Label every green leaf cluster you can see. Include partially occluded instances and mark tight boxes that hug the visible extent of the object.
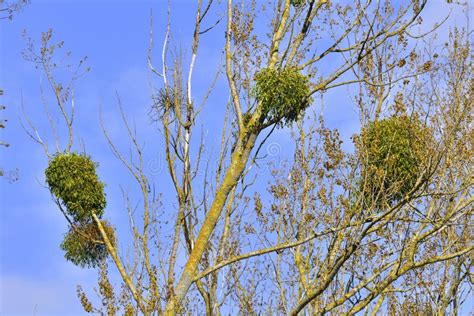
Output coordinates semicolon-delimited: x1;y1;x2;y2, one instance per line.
254;67;312;127
359;115;431;207
61;221;115;268
291;0;306;7
45;152;106;222
45;152;112;268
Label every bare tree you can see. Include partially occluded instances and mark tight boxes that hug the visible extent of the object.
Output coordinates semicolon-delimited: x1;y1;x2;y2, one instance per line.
23;0;472;315
0;0;29;20
0;0;28;179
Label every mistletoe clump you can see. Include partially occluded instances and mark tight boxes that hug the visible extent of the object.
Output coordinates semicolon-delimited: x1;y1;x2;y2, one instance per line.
359;115;431;207
61;221;116;268
291;0;306;7
45;152;106;222
45;152;112;268
254;67;311;127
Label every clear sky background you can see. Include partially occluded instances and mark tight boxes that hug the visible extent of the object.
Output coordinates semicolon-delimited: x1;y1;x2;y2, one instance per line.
0;1;470;315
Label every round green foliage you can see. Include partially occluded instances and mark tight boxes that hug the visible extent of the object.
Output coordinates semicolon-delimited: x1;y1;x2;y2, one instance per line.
61;221;115;268
254;67;312;127
291;0;306;7
359;115;431;206
45;152;106;222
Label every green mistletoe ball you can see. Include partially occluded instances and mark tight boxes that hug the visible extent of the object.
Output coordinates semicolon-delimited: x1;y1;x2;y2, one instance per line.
45;152;106;222
61;221;115;268
254;67;312;127
291;0;306;7
359;115;432;207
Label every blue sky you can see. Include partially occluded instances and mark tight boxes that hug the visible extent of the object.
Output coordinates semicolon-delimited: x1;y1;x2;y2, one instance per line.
0;1;470;315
